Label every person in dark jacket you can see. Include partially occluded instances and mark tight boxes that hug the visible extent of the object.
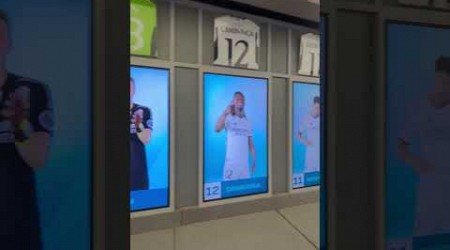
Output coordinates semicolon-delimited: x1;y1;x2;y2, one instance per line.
0;10;54;250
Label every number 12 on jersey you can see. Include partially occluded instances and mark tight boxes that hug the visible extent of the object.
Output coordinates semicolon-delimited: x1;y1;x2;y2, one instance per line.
214;16;260;70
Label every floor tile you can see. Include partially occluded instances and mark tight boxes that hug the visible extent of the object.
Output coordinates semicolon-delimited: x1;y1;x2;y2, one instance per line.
175;211;316;250
131;229;174;250
279;203;320;247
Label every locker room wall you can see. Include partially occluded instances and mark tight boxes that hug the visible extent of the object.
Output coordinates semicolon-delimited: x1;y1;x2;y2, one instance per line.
271;77;289;194
162;0;318;208
131;0;319;232
174;67;199;208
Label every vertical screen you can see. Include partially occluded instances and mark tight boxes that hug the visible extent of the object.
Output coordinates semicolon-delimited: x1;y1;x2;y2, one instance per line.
203;73;268;202
292;82;321;189
130;66;170;212
386;23;450;249
0;1;91;249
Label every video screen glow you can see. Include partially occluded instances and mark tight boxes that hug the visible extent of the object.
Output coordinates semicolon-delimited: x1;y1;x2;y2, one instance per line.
130;66;170;212
203;73;268;202
0;1;91;249
292;82;321;189
386;23;450;249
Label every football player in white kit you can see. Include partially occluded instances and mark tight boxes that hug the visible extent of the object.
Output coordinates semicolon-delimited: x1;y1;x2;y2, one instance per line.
395;56;450;248
297;96;320;173
215;91;256;181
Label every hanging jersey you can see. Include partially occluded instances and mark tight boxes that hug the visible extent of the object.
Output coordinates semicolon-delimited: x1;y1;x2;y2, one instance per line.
298;33;320;77
130;0;157;57
214;16;260;70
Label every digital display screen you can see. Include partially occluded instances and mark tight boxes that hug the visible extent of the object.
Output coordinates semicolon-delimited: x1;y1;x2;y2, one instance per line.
203;73;268;202
386;23;450;249
0;1;91;249
292;82;321;189
130;66;170;212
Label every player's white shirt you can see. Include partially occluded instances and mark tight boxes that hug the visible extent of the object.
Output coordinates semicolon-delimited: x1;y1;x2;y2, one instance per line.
214;16;260;69
299;114;320;173
400;99;450;237
223;114;253;181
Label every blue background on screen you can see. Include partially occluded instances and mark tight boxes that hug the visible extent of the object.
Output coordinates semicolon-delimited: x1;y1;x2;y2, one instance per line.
130;67;170;210
292;82;320;179
0;1;91;249
203;74;268;198
387;24;450;242
221;177;268;198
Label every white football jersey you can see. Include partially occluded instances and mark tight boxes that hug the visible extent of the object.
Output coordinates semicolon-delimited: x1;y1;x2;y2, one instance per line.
400;100;450;236
299;114;320;172
298;33;320;77
223;114;253;181
214;16;260;70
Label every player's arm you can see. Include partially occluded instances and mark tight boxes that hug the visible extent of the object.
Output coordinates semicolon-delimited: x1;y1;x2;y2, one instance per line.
297;125;311;146
215;105;231;132
398;137;433;173
137;128;151;145
297;131;306;144
249;136;256;173
16;133;51;169
137;108;152;145
15;84;54;169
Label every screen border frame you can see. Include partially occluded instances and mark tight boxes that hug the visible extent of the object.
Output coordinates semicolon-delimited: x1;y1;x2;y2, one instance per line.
288;79;321;193
129;58;175;218
198;69;272;207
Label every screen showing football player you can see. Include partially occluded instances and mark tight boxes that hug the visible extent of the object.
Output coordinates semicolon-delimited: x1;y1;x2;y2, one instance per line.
297;96;320;173
397;56;450;238
130;77;152;191
0;10;54;249
215;91;256;181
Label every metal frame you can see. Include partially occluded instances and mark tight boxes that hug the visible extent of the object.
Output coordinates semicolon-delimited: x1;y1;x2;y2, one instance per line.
197;68;273;208
288;79;321;194
319;13;329;250
129;57;176;218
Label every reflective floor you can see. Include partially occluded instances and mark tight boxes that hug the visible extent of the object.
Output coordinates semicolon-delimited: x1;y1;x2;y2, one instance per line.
131;202;319;250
